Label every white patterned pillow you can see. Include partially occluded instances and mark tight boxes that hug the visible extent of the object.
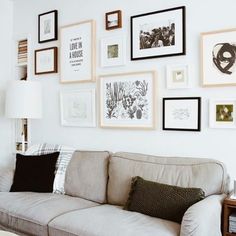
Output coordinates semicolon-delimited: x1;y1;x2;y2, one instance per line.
25;143;75;194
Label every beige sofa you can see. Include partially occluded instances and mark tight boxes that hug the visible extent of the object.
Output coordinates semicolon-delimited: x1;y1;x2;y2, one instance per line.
0;151;229;236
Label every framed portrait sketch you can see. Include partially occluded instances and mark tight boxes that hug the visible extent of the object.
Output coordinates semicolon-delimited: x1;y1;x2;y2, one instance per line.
209;99;236;128
166;65;189;89
60;89;96;127
105;10;122;30
99;71;156;129
163;97;201;131
38;10;58;43
100;35;126;67
60;20;95;83
35;47;58;75
131;6;186;60
201;28;236;87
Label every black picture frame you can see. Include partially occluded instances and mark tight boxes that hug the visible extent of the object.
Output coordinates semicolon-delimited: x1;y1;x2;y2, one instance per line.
38;10;58;43
163;97;201;132
131;6;186;60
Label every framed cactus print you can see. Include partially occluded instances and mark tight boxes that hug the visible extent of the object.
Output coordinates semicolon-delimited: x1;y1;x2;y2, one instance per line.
99;71;156;129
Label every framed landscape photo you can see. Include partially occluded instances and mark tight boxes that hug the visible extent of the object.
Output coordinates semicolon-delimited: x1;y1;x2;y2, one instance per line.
131;6;186;60
100;35;126;67
105;10;122;30
60;89;96;127
38;10;58;43
209;99;236;128
201;28;236;87
60;20;95;83
99;71;156;129
163;97;201;131
35;47;58;75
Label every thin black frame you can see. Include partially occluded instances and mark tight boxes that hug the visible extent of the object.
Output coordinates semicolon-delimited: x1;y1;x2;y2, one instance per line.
163;97;201;132
131;6;186;60
38;10;58;43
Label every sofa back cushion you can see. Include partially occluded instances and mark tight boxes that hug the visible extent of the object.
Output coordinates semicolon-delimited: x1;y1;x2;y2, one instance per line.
65;151;110;203
107;152;228;205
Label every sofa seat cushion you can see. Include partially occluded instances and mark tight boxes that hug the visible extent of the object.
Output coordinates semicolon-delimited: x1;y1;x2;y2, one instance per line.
0;192;98;236
48;205;180;236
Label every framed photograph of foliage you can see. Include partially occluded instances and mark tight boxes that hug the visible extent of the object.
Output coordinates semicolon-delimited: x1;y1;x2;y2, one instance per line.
99;71;156;129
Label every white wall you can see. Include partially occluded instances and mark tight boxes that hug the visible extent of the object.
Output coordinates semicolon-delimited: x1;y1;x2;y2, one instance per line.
0;0;14;167
13;0;236;181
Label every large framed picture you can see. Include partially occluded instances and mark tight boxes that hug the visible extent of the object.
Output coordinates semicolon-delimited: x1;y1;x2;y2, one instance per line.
209;99;236;128
99;71;156;129
201;28;236;87
131;6;186;60
35;47;58;75
60;20;96;83
163;97;201;131
38;10;58;43
60;89;96;127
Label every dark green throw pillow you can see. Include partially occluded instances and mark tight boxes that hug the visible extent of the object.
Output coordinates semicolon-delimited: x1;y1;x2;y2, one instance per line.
124;176;205;223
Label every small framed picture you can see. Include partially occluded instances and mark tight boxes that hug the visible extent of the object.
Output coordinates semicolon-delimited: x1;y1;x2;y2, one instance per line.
105;10;122;30
100;35;126;67
209;99;236;128
166;65;189;89
35;47;58;75
163;97;201;131
131;6;186;60
60;89;96;127
38;10;58;43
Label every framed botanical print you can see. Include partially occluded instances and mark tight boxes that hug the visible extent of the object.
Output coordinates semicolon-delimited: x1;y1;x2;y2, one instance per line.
163;97;201;131
35;47;58;75
131;6;186;60
38;10;58;43
105;10;122;30
201;28;236;87
60;89;96;127
60;20;96;83
100;35;126;67
99;71;156;129
209;99;236;128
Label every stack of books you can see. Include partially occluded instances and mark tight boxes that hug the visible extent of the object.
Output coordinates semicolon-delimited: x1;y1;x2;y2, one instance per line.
18;39;27;64
229;212;236;233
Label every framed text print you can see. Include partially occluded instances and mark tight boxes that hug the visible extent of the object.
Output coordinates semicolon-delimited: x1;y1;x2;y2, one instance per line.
99;71;156;129
131;6;186;60
60;20;96;83
163;97;201;131
201;28;236;87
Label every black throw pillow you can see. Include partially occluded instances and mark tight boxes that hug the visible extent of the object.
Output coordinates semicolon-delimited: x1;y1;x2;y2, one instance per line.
10;152;59;193
124;176;205;223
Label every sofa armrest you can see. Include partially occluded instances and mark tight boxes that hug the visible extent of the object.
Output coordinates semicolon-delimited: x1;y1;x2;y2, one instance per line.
180;194;226;236
0;167;14;192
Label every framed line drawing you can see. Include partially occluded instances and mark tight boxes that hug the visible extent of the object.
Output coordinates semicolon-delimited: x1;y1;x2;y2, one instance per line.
201;28;236;87
163;97;201;131
35;47;58;75
99;71;156;129
105;10;122;30
60;20;96;83
131;6;186;60
38;10;58;43
60;89;96;127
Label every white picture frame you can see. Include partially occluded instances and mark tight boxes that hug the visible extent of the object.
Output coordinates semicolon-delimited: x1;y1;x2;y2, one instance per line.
60;89;96;127
60;20;96;83
100;35;126;67
166;65;189;89
209;99;236;128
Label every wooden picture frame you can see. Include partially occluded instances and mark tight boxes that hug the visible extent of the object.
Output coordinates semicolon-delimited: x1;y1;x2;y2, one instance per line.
38;10;58;43
105;10;122;30
60;20;96;83
131;6;186;60
99;71;156;129
35;47;58;75
163;97;201;131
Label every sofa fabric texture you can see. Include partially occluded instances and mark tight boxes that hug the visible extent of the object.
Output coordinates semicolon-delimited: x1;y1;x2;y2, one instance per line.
65;151;110;203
